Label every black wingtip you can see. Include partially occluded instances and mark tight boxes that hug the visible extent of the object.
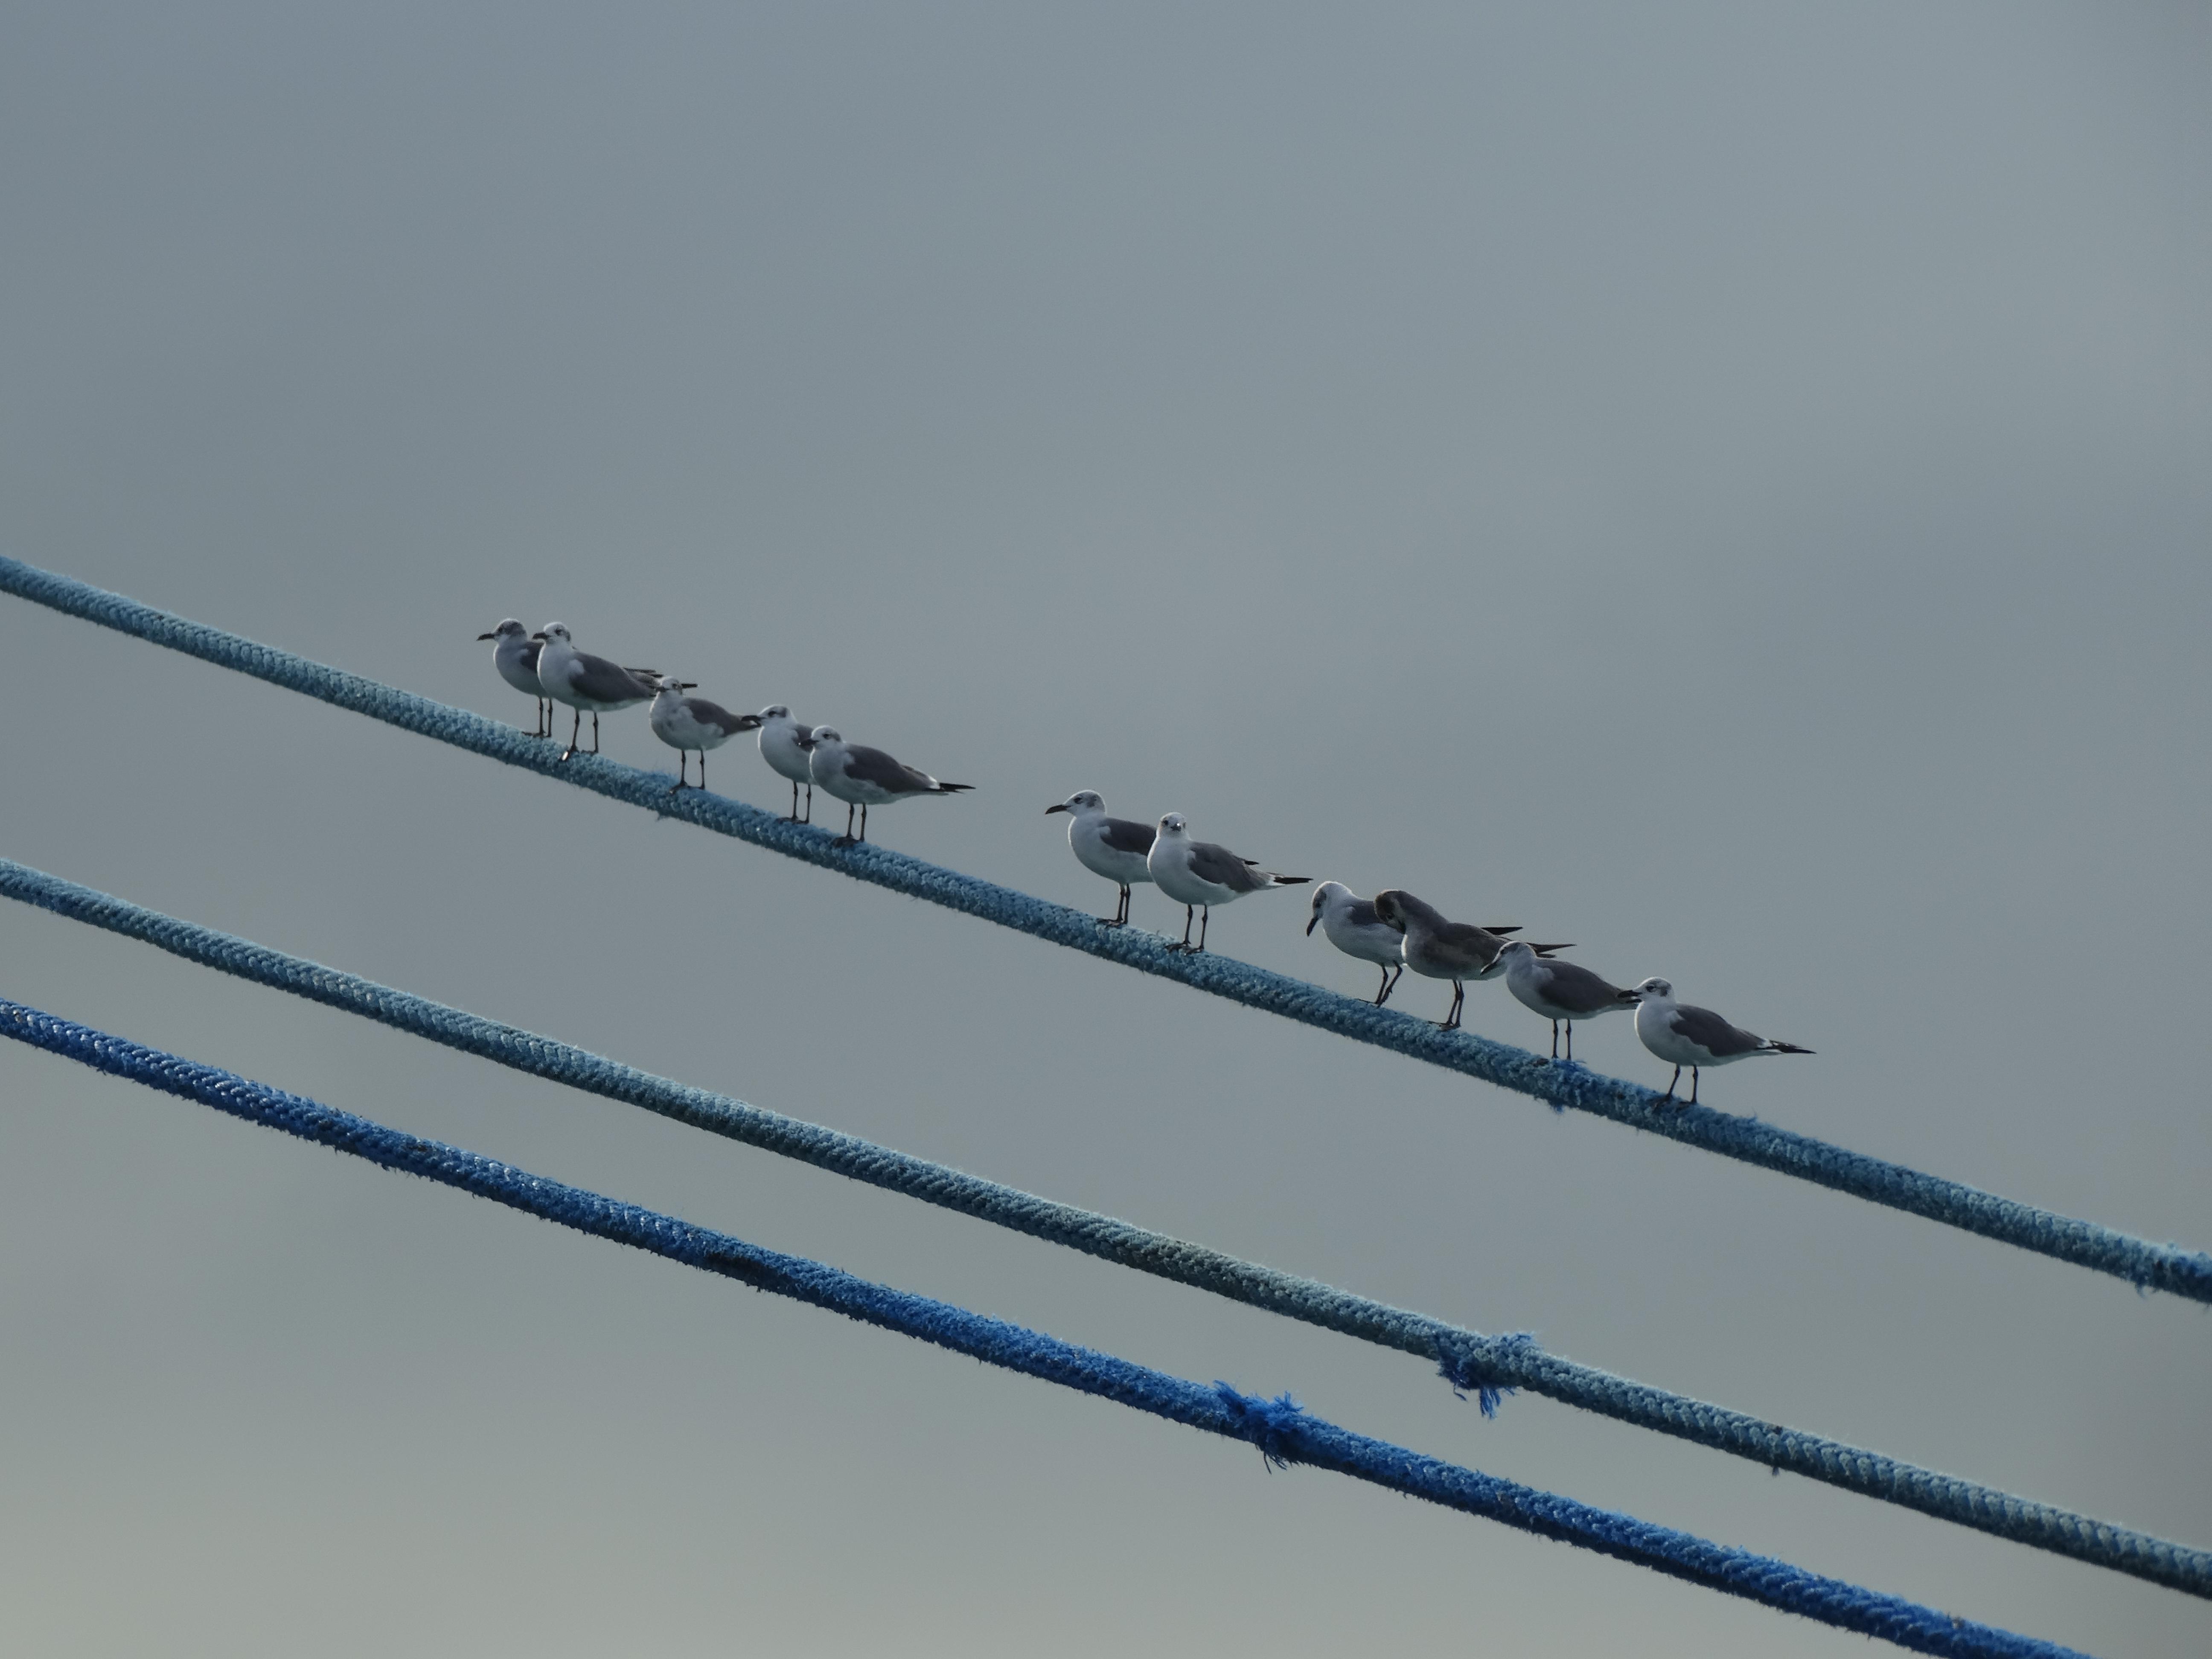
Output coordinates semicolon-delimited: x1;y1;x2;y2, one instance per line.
1769;1041;1814;1055
937;783;976;793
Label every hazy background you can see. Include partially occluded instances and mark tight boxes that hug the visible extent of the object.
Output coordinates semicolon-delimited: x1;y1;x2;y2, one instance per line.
2;4;2207;1653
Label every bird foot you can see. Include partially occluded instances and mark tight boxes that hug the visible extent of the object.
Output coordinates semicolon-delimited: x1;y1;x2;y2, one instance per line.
1095;916;1126;928
830;835;858;848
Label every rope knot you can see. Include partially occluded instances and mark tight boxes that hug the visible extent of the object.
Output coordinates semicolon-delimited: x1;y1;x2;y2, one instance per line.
1211;1382;1307;1470
1437;1332;1537;1419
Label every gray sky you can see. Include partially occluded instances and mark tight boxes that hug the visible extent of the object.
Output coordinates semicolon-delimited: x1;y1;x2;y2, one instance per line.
2;3;2207;1654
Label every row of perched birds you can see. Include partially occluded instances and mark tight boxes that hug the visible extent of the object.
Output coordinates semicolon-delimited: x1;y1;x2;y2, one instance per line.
482;620;1809;1105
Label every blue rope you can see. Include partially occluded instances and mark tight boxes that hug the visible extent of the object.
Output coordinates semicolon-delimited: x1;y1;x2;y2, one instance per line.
0;995;2096;1659
6;858;2203;1601
3;558;2202;1310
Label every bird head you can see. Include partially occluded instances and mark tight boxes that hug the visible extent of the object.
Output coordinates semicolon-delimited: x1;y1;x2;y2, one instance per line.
478;618;527;642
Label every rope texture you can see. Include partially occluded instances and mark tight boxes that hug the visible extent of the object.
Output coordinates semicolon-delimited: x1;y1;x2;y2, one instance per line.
5;857;2203;1601
3;557;2202;1308
0;995;2096;1659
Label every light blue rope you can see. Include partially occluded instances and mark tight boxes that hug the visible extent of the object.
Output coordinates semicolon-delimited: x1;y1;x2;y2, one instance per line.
2;555;2203;1309
5;858;2203;1601
0;995;2097;1659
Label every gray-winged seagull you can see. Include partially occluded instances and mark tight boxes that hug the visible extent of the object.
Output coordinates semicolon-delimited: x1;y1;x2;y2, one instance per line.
648;677;763;792
534;622;659;762
1628;977;1813;1105
1146;813;1307;952
478;619;550;737
1497;940;1636;1060
1306;882;1415;1005
1045;791;1156;926
808;727;973;847
1371;890;1568;1032
755;707;817;822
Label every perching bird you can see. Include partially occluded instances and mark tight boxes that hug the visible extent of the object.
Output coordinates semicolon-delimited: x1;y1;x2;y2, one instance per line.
477;619;550;737
1045;791;1156;926
1496;940;1636;1061
1372;889;1568;1032
1628;977;1813;1106
1307;882;1418;1005
754;707;818;822
1146;814;1307;952
807;727;973;847
648;677;763;792
534;623;659;762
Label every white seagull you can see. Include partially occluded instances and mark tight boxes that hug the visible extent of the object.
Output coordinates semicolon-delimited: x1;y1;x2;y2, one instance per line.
1045;791;1156;926
534;622;659;762
1306;882;1411;1005
648;677;763;792
1628;977;1814;1106
477;619;550;737
755;707;818;822
1146;813;1307;952
807;727;973;847
1496;940;1636;1061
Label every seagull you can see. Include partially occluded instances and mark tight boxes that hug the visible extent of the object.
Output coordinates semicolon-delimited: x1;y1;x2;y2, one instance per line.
648;677;763;792
477;619;550;737
1306;882;1415;1005
807;727;973;847
534;623;659;762
1496;940;1636;1060
1146;814;1307;952
1045;791;1156;926
754;707;818;822
1372;890;1569;1032
1628;977;1814;1106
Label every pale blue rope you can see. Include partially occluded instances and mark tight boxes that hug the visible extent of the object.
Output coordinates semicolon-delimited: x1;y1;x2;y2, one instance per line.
2;555;2204;1308
5;856;2203;1600
0;994;2096;1659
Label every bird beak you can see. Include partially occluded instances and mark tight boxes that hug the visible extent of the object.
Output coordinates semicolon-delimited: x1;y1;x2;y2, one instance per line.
530;631;547;640
1044;803;1068;815
680;681;698;690
1304;914;1319;935
477;631;497;640
737;715;763;730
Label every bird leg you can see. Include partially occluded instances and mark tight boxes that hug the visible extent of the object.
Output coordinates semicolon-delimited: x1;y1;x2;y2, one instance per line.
699;752;707;792
1689;1068;1700;1106
669;751;692;793
1564;1022;1575;1062
833;803;859;847
1438;981;1464;1031
559;707;583;762
858;804;868;843
1374;965;1391;1005
589;711;602;754
1196;906;1210;952
1659;1065;1681;1105
803;782;812;823
1178;905;1196;950
1382;965;1403;1006
1100;884;1129;928
1551;1020;1560;1059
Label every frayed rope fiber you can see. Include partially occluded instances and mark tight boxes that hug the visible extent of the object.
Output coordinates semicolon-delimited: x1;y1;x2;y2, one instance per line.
4;859;2205;1601
3;557;2204;1310
0;996;2096;1659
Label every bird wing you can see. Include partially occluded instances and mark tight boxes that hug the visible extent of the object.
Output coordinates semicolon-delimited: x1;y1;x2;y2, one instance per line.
1668;1003;1764;1057
687;697;756;735
571;652;656;702
1098;817;1157;856
1536;958;1629;1014
1184;840;1259;889
842;743;938;794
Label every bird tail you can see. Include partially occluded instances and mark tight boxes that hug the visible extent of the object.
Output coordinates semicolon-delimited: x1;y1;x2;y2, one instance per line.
932;782;975;794
1528;942;1575;957
1267;875;1311;887
1762;1040;1814;1055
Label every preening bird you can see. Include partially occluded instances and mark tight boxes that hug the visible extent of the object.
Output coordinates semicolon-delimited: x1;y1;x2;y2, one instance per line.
1496;939;1636;1060
807;727;973;847
478;619;550;737
1146;814;1307;952
647;677;762;792
1045;791;1156;926
1372;889;1567;1032
534;623;659;761
1306;882;1414;1005
1628;977;1813;1106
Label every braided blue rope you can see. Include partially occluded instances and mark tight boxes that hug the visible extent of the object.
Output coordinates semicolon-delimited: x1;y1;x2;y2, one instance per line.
0;996;2096;1659
5;859;2203;1601
3;558;2202;1310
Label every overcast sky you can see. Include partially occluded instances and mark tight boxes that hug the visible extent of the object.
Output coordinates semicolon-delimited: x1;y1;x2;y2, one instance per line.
2;4;2207;1655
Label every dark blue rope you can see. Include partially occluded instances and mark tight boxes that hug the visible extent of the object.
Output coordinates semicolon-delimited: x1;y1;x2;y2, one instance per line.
0;995;2096;1659
5;859;2203;1601
3;557;2202;1310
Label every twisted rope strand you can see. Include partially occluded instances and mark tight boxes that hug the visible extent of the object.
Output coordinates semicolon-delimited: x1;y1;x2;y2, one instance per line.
0;995;2095;1659
3;857;2203;1600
